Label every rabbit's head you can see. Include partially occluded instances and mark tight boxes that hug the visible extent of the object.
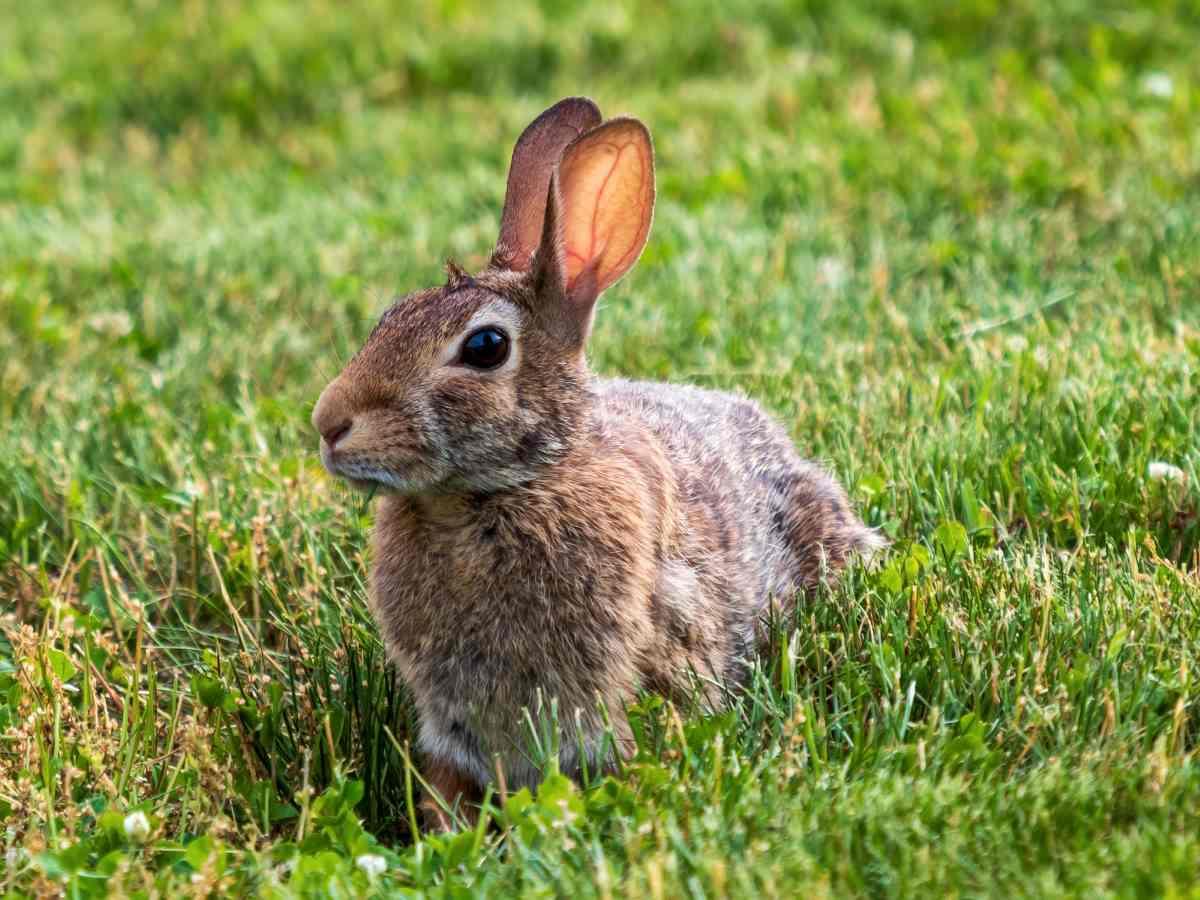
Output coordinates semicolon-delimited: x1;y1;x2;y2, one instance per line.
312;98;655;494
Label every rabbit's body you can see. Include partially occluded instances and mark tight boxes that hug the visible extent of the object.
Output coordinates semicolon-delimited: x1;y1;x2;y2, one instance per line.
371;375;878;790
313;98;881;823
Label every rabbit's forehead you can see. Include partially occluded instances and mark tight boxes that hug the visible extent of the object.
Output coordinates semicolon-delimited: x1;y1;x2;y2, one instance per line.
375;287;517;341
357;286;524;371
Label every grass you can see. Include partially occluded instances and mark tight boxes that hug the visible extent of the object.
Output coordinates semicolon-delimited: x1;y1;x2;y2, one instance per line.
1;0;1198;895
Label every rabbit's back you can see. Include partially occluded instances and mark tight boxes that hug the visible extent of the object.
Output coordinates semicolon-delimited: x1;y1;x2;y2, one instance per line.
597;378;880;619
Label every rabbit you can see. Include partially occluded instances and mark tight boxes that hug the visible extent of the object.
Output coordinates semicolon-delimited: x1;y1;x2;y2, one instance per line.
312;97;884;828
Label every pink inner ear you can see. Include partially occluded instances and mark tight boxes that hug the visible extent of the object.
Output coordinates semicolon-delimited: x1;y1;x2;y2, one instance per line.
558;120;655;296
563;142;625;277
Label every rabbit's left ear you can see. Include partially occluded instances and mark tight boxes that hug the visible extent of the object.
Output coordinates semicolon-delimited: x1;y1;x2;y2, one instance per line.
493;98;602;272
534;118;655;343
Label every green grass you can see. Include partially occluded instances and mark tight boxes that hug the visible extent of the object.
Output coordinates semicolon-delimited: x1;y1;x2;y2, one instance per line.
2;0;1199;895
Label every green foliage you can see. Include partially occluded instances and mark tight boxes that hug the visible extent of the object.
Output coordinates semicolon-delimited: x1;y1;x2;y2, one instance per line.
2;0;1199;896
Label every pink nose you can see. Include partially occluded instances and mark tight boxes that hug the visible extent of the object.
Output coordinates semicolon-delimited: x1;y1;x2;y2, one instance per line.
321;419;352;447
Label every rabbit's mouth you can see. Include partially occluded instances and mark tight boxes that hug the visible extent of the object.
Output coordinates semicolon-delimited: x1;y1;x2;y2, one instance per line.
322;449;442;496
342;474;392;494
331;463;410;494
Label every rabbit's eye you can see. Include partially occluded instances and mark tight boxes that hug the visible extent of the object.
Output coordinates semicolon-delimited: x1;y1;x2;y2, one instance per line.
460;327;510;370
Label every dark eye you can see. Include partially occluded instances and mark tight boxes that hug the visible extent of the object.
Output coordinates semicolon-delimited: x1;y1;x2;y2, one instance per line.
459;327;510;370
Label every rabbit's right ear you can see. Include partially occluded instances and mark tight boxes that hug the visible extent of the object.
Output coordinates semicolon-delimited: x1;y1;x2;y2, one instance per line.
531;118;655;346
493;97;602;272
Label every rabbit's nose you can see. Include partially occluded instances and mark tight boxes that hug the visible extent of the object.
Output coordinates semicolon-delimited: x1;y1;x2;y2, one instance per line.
312;382;353;448
321;419;352;447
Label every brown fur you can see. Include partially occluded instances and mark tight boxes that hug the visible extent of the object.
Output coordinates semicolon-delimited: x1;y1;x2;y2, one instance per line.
312;98;884;827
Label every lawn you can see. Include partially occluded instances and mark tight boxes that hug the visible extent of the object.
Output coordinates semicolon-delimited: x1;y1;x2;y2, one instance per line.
2;0;1199;895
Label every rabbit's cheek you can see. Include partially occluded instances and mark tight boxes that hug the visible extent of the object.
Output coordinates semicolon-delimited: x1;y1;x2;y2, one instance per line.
430;380;520;451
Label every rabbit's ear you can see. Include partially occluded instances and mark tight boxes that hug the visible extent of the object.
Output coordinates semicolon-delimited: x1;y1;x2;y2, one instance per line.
533;118;655;342
493;97;602;272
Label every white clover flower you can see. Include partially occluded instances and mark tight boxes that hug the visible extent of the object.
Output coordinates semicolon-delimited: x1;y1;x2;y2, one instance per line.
355;853;387;877
1141;72;1174;99
1148;461;1185;482
86;310;134;338
123;811;151;843
816;256;848;291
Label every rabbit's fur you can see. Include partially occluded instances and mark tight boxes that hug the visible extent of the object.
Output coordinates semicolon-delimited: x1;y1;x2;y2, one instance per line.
313;98;883;822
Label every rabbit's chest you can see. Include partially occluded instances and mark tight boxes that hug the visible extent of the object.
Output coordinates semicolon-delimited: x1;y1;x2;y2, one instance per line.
371;491;655;685
371;513;649;786
376;539;629;686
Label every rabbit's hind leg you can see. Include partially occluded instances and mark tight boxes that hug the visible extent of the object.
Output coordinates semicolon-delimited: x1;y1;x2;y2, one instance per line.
419;757;482;833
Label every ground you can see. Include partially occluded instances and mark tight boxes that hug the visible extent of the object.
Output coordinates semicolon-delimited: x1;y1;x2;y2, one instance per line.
1;0;1199;896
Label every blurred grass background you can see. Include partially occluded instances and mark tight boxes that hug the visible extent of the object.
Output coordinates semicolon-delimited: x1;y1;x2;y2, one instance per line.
1;0;1199;896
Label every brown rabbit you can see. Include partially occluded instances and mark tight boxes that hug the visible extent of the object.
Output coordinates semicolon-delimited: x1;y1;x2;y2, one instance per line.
312;97;883;828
